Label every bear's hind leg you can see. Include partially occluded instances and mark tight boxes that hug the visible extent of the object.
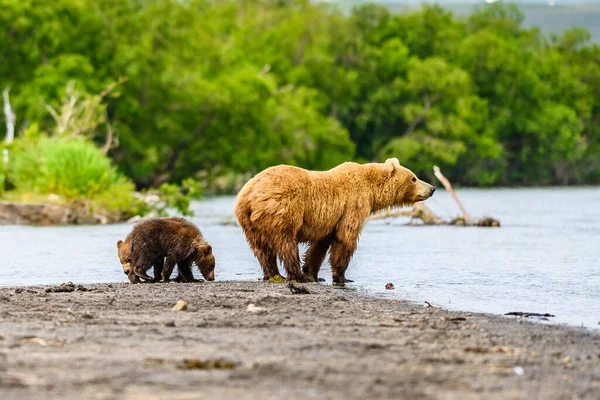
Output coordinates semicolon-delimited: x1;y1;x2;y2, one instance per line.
152;258;164;282
302;239;331;282
278;237;309;282
161;255;178;282
256;249;280;281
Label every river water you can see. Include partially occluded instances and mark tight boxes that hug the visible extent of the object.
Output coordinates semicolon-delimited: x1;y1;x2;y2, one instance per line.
1;188;599;329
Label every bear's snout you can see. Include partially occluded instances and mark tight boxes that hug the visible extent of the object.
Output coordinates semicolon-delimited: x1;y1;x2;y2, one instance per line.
205;270;215;281
415;181;436;201
123;270;129;275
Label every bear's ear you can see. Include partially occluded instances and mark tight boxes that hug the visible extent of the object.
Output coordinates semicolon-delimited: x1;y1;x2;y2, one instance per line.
198;244;212;256
117;240;123;248
384;158;401;173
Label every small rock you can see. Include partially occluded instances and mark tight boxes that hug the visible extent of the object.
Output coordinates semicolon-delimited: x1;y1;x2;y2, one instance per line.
165;321;176;327
424;301;440;308
246;303;266;314
14;288;24;294
172;300;188;311
385;283;395;290
144;357;166;367
513;366;525;376
287;283;310;294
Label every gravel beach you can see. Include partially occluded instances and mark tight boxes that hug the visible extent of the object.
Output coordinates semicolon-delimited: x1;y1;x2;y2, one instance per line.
0;281;598;399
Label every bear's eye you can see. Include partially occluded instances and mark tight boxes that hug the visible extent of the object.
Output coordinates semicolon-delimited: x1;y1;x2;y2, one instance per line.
127;258;132;263
411;177;417;183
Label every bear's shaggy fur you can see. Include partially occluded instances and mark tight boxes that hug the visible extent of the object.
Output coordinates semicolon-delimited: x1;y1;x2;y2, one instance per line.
234;158;436;283
117;217;215;283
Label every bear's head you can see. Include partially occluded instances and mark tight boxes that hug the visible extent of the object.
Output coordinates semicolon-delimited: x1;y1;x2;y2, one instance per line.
380;157;436;207
195;244;215;281
116;239;133;276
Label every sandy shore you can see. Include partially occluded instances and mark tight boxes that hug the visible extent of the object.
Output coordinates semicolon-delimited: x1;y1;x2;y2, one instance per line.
0;281;598;399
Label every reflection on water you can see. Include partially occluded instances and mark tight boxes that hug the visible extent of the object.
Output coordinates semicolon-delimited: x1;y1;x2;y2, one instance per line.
1;187;599;329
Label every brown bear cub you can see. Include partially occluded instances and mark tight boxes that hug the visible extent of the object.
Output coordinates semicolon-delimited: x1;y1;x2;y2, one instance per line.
117;217;215;283
234;158;435;284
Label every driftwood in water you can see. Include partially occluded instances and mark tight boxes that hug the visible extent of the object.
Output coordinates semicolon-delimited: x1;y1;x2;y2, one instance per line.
369;203;445;225
368;166;500;227
505;311;555;318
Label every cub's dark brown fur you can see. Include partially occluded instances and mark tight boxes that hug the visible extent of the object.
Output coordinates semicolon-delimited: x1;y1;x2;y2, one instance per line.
117;217;215;283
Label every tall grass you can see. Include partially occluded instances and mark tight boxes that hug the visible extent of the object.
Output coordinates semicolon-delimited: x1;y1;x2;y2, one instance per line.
9;137;119;199
41;138;118;198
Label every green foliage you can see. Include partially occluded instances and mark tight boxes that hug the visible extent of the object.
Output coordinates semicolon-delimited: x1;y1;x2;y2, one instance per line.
0;158;6;195
93;177;149;217
1;0;600;187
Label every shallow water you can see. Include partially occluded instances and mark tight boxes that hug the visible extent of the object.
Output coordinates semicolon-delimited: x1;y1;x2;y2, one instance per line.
1;188;599;329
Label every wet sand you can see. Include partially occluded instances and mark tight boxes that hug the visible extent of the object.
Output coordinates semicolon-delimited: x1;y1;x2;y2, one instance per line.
0;281;599;399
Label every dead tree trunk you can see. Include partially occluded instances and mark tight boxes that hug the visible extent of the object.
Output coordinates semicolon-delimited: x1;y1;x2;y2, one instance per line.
3;87;15;164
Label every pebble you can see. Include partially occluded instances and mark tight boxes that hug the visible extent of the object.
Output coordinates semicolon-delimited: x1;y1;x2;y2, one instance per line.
172;300;188;311
246;303;266;314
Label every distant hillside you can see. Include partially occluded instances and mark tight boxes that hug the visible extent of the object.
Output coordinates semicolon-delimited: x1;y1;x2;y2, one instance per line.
333;2;600;42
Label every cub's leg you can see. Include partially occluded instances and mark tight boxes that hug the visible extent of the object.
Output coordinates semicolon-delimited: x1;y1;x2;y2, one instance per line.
161;255;178;282
177;258;200;282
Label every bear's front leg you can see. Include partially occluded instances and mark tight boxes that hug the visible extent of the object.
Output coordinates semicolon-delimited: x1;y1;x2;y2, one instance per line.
152;259;164;283
133;265;153;282
329;213;365;283
177;258;201;282
329;239;357;284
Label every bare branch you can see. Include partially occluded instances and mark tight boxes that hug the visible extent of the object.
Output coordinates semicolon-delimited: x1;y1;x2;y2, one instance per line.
404;93;439;136
44;102;61;127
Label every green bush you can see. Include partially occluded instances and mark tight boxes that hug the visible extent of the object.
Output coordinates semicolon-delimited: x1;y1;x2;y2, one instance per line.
5;136;149;218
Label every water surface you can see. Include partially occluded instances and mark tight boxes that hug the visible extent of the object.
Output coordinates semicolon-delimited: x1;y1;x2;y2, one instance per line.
1;188;599;329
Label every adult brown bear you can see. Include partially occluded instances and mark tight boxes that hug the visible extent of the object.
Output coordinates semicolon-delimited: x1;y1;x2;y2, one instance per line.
234;158;435;283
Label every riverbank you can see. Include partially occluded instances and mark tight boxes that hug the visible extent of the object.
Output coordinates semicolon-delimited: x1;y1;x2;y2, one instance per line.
0;281;598;399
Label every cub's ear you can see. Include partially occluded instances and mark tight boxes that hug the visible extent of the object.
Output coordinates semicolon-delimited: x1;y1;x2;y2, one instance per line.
117;240;123;248
384;157;401;173
198;244;212;256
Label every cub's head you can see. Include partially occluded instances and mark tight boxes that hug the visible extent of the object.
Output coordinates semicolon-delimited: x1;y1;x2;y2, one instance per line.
381;157;436;207
196;244;215;281
116;239;133;276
